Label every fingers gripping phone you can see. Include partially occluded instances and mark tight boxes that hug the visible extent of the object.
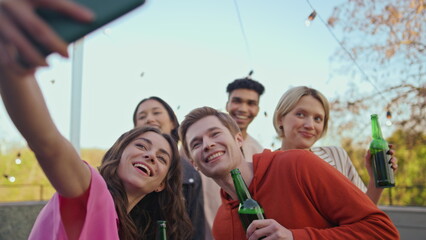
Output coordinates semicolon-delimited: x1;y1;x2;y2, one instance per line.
35;0;146;56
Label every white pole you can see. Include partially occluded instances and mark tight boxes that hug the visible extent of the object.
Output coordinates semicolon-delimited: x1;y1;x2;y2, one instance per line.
70;39;84;153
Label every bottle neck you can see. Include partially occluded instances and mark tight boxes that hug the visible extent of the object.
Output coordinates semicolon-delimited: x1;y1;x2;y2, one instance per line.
231;169;252;202
156;221;167;240
371;115;384;139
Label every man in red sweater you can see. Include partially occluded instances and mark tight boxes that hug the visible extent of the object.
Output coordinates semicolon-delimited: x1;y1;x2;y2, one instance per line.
180;106;399;240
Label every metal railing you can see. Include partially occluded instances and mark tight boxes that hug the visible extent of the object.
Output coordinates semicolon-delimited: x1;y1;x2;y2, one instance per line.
0;184;425;206
381;185;426;206
0;184;53;202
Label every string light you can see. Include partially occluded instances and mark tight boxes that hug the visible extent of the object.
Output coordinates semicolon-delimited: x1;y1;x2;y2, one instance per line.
2;152;23;183
15;152;22;165
305;11;317;26
232;0;253;68
3;174;15;183
247;70;254;79
386;110;392;126
304;0;394;121
9;176;15;183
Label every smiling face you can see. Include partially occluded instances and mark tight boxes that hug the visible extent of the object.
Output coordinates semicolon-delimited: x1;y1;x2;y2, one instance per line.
117;131;172;198
135;99;176;135
185;116;244;179
279;96;325;150
226;89;260;135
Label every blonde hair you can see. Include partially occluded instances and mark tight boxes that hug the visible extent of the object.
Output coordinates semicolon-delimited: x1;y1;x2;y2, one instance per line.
273;86;330;139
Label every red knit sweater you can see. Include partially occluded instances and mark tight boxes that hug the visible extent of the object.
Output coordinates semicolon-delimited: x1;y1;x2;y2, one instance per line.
213;149;399;240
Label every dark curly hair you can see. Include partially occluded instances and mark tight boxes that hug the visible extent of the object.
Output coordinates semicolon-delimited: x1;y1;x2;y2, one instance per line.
99;126;192;240
226;78;265;97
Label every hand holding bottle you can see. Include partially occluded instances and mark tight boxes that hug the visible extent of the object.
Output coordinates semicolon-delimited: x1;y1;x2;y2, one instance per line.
246;219;293;240
362;143;398;204
365;144;398;179
231;168;266;231
369;114;396;188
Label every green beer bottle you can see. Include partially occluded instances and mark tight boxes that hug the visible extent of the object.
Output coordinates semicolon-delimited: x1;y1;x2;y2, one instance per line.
369;114;395;188
155;220;167;240
230;168;266;231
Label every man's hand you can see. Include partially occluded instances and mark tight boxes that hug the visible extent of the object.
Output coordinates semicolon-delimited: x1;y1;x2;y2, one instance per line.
246;219;293;240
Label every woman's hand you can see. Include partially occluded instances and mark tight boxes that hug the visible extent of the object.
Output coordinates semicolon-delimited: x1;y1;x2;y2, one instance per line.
246;219;293;240
387;144;398;172
364;144;398;204
0;0;93;70
365;144;398;177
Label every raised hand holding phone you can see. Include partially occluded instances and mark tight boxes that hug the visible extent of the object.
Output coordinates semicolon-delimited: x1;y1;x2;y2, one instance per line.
0;0;94;69
35;0;146;55
0;0;146;69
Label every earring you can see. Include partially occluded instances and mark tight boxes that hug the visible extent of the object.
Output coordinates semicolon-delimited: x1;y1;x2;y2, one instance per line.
279;125;285;137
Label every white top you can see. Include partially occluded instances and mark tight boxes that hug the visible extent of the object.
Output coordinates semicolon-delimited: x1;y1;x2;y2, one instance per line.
311;146;367;192
242;134;264;162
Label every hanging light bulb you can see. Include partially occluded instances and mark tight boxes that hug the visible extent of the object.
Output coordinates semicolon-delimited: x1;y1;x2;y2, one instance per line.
3;174;15;183
305;11;317;26
247;70;254;79
15;152;22;165
385;110;392;126
8;176;16;183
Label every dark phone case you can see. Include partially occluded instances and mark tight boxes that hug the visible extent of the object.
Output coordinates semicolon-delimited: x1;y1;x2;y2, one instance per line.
35;0;146;56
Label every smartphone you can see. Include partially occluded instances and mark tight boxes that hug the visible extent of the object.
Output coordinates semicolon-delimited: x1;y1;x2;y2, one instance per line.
35;0;146;56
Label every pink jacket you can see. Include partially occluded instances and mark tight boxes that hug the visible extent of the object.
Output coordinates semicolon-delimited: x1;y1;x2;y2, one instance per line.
29;164;119;240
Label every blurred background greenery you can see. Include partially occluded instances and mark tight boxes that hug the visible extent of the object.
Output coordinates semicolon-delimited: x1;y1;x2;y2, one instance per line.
1;128;425;206
0;148;105;202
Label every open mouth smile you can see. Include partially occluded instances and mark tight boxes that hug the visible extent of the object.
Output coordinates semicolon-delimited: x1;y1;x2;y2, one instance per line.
234;114;249;120
133;162;152;176
206;151;224;163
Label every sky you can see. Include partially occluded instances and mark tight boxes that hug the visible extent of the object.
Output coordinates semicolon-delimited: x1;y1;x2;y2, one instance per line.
0;0;352;151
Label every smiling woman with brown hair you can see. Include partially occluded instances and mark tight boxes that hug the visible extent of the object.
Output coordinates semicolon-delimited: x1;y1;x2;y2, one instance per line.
132;96;203;240
0;0;191;239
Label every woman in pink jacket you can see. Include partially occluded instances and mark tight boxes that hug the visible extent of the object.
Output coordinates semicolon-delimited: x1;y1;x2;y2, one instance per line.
0;0;191;239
